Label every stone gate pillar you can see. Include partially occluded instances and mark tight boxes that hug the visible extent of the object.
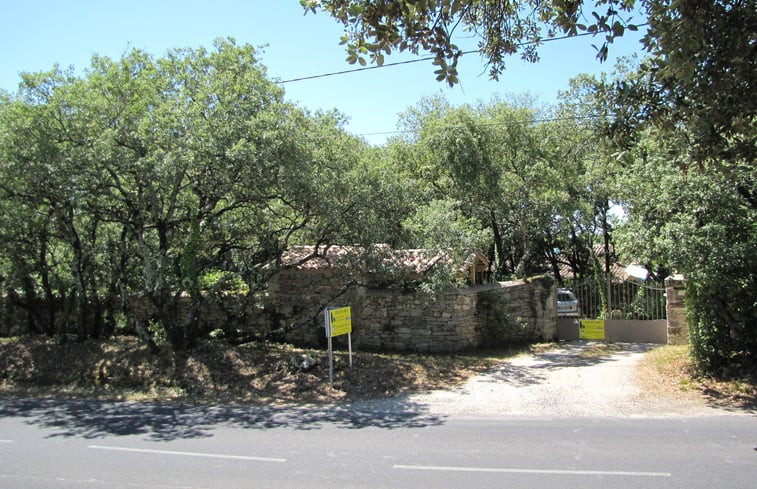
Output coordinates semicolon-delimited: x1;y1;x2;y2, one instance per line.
665;274;688;345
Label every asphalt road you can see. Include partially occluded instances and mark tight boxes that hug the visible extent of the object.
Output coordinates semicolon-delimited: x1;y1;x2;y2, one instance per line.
1;398;755;489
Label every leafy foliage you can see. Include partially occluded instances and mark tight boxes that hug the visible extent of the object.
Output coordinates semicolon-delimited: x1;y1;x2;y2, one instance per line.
606;117;756;377
545;0;755;377
0;39;375;350
386;95;605;281
302;0;640;85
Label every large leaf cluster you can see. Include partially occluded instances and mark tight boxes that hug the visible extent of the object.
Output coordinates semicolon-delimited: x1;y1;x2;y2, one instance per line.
303;0;640;85
613;135;756;376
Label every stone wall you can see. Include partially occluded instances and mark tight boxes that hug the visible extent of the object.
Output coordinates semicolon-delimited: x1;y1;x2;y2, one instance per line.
1;270;558;353
665;274;688;345
355;287;480;352
477;278;558;345
264;274;558;352
265;267;364;346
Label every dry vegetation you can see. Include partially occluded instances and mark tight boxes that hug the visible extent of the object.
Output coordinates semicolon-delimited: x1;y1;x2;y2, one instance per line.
0;335;520;404
636;344;757;411
1;336;754;411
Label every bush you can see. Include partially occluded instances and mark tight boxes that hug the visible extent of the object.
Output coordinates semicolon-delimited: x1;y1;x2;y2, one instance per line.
687;272;757;378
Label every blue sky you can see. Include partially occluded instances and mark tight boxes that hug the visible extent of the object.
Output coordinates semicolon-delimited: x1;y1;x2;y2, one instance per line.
1;0;646;145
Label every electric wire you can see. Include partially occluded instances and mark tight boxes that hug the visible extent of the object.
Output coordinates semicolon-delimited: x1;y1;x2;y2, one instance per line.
277;28;637;85
359;114;605;138
275;24;646;139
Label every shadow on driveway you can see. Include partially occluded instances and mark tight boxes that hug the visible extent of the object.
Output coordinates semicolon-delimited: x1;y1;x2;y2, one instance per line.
477;341;656;387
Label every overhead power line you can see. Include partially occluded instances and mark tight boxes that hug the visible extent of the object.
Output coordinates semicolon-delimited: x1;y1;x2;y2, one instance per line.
277;29;633;85
359;114;605;138
275;24;646;140
279;56;439;84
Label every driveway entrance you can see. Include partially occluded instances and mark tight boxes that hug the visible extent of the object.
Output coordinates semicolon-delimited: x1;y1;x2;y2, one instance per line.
401;341;720;417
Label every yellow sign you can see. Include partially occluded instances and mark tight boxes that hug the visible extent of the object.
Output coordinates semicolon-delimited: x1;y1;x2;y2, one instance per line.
329;306;352;337
579;319;605;340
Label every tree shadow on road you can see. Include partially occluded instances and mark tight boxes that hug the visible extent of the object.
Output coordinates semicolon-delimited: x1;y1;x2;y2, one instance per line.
0;396;445;441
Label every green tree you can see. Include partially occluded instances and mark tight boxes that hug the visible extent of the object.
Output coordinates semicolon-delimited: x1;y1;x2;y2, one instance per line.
612;127;756;377
572;59;756;376
0;71;119;340
83;40;375;350
386;95;602;281
635;0;755;170
304;0;754;185
0;39;379;351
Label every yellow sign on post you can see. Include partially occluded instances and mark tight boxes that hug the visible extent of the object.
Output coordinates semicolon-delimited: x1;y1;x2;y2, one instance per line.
325;306;354;386
579;319;606;340
328;306;352;337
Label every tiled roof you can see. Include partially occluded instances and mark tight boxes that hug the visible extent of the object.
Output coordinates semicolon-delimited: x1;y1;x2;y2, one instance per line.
280;245;487;273
557;261;633;282
279;245;365;270
557;243;646;283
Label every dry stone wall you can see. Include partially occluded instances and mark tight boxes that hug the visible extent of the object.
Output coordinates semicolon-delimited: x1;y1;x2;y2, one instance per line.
267;274;558;352
356;287;480;352
2;271;558;353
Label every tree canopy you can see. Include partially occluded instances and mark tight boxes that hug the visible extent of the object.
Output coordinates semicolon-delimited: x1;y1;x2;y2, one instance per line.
301;0;641;85
0;39;378;350
383;94;607;282
305;0;755;165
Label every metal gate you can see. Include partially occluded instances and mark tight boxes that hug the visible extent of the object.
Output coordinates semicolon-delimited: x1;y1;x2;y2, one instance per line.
571;278;667;320
557;277;668;343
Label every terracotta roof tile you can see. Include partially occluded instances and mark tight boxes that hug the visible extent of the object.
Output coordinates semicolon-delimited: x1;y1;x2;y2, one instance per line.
280;245;487;274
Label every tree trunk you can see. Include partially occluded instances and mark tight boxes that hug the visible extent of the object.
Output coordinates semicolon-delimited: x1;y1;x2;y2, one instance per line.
38;226;57;336
490;210;509;279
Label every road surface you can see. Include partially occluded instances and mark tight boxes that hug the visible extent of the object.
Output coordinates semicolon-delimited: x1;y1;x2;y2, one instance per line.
0;398;755;489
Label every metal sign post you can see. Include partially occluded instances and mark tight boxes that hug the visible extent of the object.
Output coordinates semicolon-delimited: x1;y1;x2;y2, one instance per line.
325;306;353;387
325;309;333;386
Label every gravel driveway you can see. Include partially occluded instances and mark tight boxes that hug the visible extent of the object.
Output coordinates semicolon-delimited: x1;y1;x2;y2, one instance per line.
399;342;727;417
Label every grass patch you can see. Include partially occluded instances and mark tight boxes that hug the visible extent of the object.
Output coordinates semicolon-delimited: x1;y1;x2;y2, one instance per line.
637;345;699;398
637;345;756;411
528;342;559;354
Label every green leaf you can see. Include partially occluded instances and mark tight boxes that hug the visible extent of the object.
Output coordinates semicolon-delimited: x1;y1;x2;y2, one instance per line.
612;21;625;37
